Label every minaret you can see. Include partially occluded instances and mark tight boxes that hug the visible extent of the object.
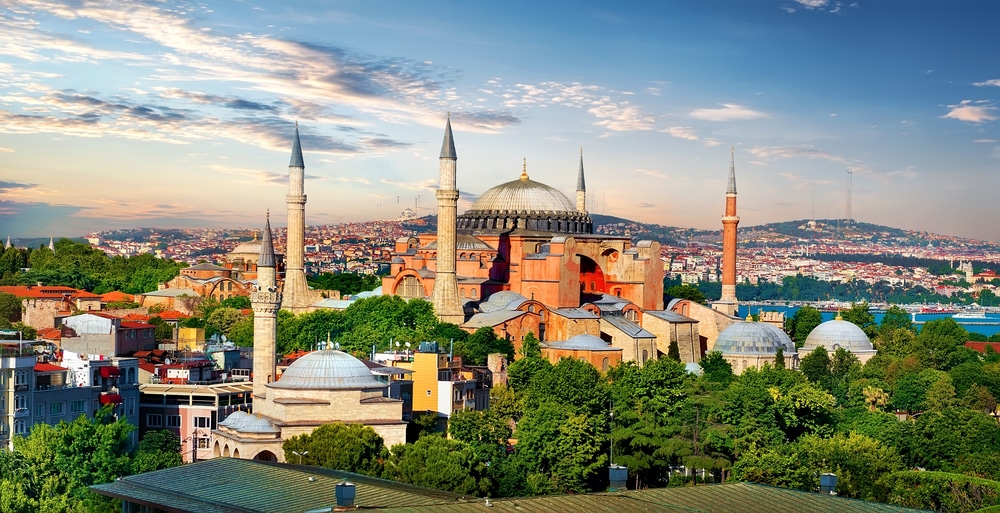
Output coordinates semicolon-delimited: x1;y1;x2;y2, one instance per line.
5;236;11;249
48;237;54;251
576;147;587;213
251;212;282;407
430;115;464;324
719;146;740;315
282;123;312;312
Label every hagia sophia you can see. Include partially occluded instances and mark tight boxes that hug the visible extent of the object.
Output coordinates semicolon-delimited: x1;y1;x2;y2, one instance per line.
209;117;876;461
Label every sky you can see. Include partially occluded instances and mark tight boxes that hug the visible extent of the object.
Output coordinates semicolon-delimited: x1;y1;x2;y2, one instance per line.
1;0;999;243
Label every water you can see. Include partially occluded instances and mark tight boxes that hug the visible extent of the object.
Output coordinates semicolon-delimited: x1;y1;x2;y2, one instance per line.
736;305;1000;338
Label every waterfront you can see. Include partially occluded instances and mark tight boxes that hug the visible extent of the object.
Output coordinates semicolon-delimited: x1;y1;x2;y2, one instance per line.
737;304;1000;338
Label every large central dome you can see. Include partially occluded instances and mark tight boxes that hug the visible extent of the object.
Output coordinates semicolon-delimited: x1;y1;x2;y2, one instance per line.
470;177;577;213
458;170;592;235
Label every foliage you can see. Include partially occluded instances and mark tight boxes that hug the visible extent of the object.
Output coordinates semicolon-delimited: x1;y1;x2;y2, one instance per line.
0;292;21;325
665;284;706;305
307;272;381;296
385;435;491;496
786;305;822;347
454;326;514;366
282;423;388;476
132;430;183;474
700;351;734;386
879;471;1000;512
667;340;681;361
840;302;877;340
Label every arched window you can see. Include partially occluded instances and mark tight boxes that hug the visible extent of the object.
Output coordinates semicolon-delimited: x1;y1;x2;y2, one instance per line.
471;289;478;299
460;288;466;297
602;358;610;372
399;276;422;298
642;349;648;364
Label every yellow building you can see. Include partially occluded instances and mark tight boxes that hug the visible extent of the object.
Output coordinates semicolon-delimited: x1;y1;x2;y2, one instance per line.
177;327;205;351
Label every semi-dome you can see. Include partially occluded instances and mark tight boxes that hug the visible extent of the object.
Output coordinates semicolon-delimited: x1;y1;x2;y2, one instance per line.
457;168;593;235
715;320;794;355
231;240;262;256
803;318;874;353
268;350;384;390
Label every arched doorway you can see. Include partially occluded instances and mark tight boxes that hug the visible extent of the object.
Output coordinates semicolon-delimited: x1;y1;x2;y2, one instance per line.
253;450;277;462
578;255;606;300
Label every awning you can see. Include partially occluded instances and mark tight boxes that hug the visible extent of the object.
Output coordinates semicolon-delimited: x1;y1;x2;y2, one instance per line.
99;393;123;404
99;366;121;378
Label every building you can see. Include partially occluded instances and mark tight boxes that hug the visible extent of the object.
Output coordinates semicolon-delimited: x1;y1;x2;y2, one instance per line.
59;313;157;357
713;317;798;374
800;315;877;363
281;124;326;312
0;284;102;329
716;147;740;316
92;457;927;513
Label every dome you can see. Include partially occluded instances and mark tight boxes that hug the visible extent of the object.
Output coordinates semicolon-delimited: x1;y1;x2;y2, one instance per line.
803;318;874;353
457;171;593;235
685;362;704;376
268;350;385;390
469;177;576;213
219;410;251;429
547;334;615;351
715;321;794;355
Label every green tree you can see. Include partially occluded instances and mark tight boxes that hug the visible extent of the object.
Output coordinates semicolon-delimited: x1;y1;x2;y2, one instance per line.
206;307;246;339
774;346;785;370
799;346;832;386
665;284;707;305
146;316;175;341
520;332;542;359
840;302;877;340
0;292;22;325
132;430;183;474
219;295;251;309
667;340;681;361
787;306;822;347
282;423;388;476
700;350;733;386
455;326;514;366
915;318;970;370
879;305;913;334
385;435;491;496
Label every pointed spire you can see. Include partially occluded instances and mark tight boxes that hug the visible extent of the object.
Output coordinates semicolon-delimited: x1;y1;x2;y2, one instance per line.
48;237;54;251
5;235;10;249
258;210;275;268
520;158;529;181
727;145;737;195
440;113;457;159
576;146;586;192
289;122;305;168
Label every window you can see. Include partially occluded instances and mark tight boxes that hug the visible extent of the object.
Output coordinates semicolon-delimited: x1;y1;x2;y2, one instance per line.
196;437;211;449
49;402;63;416
14;394;26;410
14;371;27;386
426;390;432;396
166;415;181;428
194;416;211;428
127;397;135;416
71;400;86;413
147;414;162;427
35;403;45;417
14;419;26;435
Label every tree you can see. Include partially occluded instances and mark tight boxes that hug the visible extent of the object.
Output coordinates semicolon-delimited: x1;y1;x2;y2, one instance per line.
520;332;541;359
385;435;491;496
667;340;681;362
915;318;970;370
774;346;785;369
799;346;831;387
455;326;514;366
665;284;707;305
879;305;913;334
787;306;822;347
0;292;21;325
282;423;388;476
840;302;877;340
146;316;175;341
132;430;182;474
219;295;251;309
700;351;733;385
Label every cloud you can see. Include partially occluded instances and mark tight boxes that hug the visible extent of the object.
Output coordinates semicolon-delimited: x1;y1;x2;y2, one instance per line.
157;88;278;112
206;164;287;185
0;147;14;153
974;139;997;143
796;0;829;7
689;103;767;121
942;100;997;123
0;180;38;193
450;110;521;132
379;178;437;192
748;145;845;162
636;202;656;208
481;80;653;131
973;79;1000;87
635;169;669;180
661;126;699;141
589;102;655;131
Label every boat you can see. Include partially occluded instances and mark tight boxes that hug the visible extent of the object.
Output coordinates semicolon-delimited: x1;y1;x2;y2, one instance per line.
954;310;987;320
921;305;958;314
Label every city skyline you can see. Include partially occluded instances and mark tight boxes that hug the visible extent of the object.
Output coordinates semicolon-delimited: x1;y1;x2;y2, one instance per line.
1;1;999;242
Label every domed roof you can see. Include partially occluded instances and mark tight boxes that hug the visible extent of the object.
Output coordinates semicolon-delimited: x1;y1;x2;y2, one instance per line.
217;411;279;433
469;176;576;214
231;236;263;256
268;350;384;390
803;318;874;353
547;334;616;351
685;362;704;376
715;320;794;355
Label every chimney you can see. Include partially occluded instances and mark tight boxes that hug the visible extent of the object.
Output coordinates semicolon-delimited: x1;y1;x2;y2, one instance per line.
819;473;838;494
335;480;356;509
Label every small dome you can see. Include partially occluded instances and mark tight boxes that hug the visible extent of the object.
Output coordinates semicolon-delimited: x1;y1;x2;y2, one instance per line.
479;291;527;313
803;319;874;353
240;415;280;434
685;362;704;376
219;410;251;429
548;334;614;351
268;350;384;390
715;321;794;355
469;177;576;213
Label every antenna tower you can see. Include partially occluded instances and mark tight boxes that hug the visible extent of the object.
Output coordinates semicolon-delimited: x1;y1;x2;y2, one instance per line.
845;170;853;226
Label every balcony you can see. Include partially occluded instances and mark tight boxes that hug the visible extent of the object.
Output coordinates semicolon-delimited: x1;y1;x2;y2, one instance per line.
14;384;28;392
13;408;29;418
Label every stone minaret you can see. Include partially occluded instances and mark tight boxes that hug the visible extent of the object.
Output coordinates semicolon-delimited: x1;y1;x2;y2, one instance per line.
430;115;464;324
719;147;740;314
251;212;282;407
282;123;312;312
576;147;587;213
48;237;54;251
5;236;11;249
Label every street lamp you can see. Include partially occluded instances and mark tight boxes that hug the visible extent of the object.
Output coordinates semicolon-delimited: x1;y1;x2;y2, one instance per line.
292;450;309;465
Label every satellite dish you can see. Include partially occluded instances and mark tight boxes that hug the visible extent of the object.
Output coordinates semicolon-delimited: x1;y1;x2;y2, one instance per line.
395;341;400;348
405;342;411;348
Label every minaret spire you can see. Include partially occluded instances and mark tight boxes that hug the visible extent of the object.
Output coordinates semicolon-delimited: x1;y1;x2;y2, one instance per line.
48;237;54;251
5;236;11;249
576;146;587;213
282;123;312;312
430;114;464;324
719;146;740;315
250;212;281;407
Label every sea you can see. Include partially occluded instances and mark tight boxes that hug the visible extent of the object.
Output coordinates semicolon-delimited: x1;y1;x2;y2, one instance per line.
736;305;1000;338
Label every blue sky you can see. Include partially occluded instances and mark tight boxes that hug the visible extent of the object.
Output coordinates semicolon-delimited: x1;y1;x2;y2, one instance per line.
1;0;999;242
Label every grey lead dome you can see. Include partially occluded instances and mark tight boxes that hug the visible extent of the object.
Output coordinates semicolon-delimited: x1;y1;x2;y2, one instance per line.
803;318;874;353
268;350;385;390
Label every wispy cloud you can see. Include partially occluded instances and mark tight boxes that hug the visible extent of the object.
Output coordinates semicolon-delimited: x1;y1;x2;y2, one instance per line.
379;178;437;192
635;169;669;180
482;79;654;131
661;126;699;141
0;180;38;193
972;79;1000;87
942;100;997;123
689;103;767;122
0;147;14;153
974;139;997;143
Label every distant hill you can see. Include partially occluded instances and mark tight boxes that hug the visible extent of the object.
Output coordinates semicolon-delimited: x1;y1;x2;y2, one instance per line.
402;214;1000;251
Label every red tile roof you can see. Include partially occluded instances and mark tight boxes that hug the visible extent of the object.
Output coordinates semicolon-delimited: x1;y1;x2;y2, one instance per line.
121;321;155;329
965;341;1000;353
0;285;101;300
155;310;191;320
101;291;134;302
